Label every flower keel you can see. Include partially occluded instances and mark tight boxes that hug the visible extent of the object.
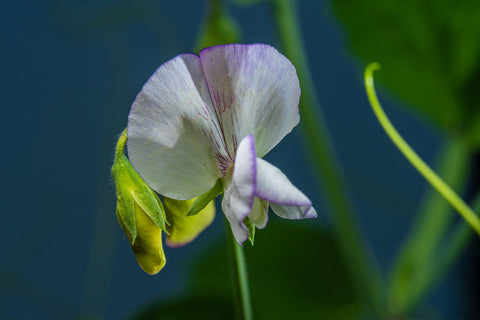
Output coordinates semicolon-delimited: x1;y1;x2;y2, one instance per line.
223;135;316;245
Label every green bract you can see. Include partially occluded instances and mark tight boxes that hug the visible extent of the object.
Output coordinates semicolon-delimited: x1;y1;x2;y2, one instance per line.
111;129;168;274
186;179;223;217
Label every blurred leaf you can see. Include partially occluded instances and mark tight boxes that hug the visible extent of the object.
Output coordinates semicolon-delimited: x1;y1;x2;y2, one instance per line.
244;223;361;319
131;222;361;319
130;295;234;320
233;0;265;5
332;0;480;146
195;0;241;53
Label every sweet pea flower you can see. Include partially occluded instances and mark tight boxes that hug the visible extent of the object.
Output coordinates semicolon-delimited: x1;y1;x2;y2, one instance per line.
127;44;317;245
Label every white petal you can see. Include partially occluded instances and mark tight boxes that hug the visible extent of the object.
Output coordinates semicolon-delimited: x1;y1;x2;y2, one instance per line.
199;44;301;158
256;158;317;220
222;135;257;245
270;203;317;220
127;54;231;200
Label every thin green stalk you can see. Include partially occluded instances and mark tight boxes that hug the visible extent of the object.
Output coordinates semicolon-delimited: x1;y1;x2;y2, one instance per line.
268;0;387;317
439;192;480;276
388;138;471;312
406;192;480;312
365;63;480;234
225;218;253;320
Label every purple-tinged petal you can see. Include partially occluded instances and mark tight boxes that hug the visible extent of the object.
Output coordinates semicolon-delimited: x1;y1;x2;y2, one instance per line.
128;54;232;200
199;44;301;158
256;158;317;220
222;135;257;245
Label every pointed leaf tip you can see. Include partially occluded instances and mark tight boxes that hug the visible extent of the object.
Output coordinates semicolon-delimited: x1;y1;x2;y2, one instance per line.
186;179;223;216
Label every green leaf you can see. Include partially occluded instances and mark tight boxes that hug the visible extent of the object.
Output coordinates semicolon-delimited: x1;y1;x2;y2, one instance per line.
233;0;265;5
130;295;234;320
332;0;480;146
186;179;223;216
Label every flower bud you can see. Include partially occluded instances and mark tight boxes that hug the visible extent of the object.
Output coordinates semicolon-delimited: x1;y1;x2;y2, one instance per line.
111;129;168;275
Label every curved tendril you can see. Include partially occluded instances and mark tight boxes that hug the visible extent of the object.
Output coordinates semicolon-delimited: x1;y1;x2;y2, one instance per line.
364;62;480;236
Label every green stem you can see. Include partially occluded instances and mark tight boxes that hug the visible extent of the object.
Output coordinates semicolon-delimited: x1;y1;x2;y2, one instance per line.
115;128;128;159
365;63;480;234
225;218;253;320
388;138;471;312
407;192;480;312
268;0;387;317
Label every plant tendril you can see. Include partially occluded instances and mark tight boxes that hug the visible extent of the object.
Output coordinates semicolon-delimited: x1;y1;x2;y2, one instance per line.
364;63;480;236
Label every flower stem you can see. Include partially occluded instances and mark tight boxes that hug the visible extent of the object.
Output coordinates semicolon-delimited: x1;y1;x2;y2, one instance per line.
225;218;253;320
365;63;480;235
268;0;388;317
429;193;479;284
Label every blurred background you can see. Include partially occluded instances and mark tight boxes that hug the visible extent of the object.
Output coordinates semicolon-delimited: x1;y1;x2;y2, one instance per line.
2;0;479;319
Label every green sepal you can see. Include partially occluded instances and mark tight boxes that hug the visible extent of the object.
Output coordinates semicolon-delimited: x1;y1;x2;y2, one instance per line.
116;201;132;239
112;129;169;244
244;217;255;246
114;185;137;242
186;179;223;217
133;188;168;233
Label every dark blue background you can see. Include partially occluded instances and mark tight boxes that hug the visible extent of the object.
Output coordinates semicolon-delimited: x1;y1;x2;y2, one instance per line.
1;0;473;319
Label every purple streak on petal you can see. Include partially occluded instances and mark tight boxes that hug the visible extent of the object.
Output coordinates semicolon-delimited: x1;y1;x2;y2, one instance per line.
199;44;301;159
127;52;237;199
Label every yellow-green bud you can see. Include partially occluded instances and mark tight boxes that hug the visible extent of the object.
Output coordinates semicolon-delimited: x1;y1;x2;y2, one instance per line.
111;129;168;275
